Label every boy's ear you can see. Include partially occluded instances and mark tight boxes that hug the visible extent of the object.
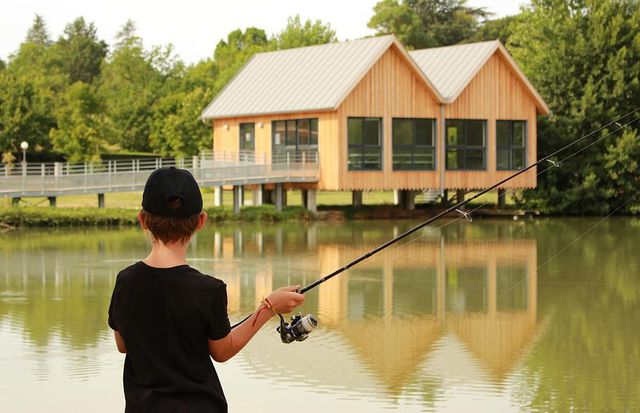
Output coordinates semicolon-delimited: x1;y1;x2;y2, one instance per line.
196;212;208;230
137;211;148;230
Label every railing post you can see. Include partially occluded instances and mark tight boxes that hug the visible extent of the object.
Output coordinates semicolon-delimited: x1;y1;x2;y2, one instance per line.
41;163;45;193
302;152;306;172
54;162;62;192
108;160;112;189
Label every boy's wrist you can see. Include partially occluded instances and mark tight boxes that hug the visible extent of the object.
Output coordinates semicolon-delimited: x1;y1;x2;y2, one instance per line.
251;298;277;327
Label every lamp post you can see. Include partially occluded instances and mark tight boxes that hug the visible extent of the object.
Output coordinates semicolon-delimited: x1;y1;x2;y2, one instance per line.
20;141;28;176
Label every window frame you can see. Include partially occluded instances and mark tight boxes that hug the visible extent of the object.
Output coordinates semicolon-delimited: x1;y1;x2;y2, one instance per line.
496;120;527;171
347;117;383;171
445;119;487;171
392;117;437;171
271;118;319;161
239;122;255;152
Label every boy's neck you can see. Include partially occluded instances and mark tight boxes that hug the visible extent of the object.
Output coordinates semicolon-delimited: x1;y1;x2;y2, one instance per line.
144;240;189;268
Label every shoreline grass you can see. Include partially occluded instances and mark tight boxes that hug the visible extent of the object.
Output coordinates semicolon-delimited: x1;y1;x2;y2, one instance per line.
0;205;316;228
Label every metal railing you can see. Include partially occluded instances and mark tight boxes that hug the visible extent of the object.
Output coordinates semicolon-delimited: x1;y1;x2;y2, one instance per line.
0;151;319;198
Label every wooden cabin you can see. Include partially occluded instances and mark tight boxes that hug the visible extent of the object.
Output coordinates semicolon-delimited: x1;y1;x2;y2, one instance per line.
200;35;550;208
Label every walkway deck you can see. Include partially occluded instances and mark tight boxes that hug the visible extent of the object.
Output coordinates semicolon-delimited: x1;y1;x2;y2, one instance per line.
0;152;319;199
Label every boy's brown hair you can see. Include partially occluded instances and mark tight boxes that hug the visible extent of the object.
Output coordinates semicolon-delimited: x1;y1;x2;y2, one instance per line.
140;196;201;244
139;167;204;244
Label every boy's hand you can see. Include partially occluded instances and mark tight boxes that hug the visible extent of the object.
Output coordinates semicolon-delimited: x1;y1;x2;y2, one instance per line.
266;286;305;314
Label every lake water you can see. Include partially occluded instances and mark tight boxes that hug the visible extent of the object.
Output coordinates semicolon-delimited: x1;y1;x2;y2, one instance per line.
1;218;639;412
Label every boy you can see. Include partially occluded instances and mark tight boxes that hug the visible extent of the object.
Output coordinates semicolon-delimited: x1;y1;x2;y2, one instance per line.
108;167;305;412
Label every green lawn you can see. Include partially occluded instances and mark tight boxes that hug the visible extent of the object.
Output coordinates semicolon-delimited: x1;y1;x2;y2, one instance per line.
1;189;514;209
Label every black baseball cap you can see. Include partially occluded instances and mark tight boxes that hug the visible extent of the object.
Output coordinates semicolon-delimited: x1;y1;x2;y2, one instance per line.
141;167;203;217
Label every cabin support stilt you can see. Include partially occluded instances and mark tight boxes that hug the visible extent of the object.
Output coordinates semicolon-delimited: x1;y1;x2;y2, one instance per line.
275;183;284;212
352;190;363;207
497;188;506;208
214;186;223;207
233;185;243;214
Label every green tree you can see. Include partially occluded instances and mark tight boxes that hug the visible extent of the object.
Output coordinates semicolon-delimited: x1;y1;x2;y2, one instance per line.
368;0;489;49
98;20;162;152
50;82;111;162
468;14;520;44
212;28;272;93
0;72;56;156
25;14;51;46
0;16;61;159
275;15;337;49
149;88;211;156
368;0;428;49
509;0;640;214
51;17;108;84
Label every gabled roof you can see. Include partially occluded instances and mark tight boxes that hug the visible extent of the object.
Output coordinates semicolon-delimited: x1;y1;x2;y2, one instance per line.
200;35;444;120
410;41;550;115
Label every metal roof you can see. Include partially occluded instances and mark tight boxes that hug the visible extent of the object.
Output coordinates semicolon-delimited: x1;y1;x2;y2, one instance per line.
201;37;549;120
410;41;550;114
201;36;392;119
410;41;497;101
200;35;443;120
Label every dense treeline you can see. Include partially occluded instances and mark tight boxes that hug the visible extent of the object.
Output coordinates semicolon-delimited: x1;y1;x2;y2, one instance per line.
371;0;640;214
0;15;336;163
1;0;639;214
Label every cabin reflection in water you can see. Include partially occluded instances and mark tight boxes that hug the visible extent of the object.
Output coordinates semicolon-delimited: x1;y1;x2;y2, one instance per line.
213;227;540;395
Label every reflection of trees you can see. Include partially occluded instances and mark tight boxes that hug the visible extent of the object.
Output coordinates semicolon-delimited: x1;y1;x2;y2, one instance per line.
0;229;146;349
515;218;640;412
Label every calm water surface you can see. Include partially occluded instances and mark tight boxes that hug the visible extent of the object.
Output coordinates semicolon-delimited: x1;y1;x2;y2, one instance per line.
1;218;639;412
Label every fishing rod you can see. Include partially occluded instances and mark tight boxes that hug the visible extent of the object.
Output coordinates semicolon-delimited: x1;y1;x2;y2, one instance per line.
299;109;640;293
232;108;640;339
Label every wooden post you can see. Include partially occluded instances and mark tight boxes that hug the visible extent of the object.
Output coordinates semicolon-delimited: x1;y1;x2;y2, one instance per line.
275;183;284;212
233;185;242;214
306;189;317;213
498;188;506;208
214;186;223;207
352;190;363;207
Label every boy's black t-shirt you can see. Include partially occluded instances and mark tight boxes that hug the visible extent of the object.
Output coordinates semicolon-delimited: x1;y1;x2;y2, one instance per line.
108;261;231;412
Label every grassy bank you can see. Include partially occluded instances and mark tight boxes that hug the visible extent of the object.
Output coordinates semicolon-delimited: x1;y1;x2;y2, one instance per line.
0;205;315;228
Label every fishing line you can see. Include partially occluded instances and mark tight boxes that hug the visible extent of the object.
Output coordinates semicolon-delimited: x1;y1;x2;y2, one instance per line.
493;189;640;304
230;109;640;329
376;114;640;261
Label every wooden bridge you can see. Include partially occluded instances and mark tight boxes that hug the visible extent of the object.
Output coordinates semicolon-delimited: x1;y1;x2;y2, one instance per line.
0;151;320;212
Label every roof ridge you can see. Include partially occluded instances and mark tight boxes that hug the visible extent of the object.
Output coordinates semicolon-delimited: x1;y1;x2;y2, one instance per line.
251;34;396;58
410;40;500;54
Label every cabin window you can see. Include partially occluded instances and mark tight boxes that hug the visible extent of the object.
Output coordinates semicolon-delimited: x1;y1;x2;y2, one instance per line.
496;120;526;170
392;118;436;170
348;117;382;171
272;118;318;162
445;119;486;170
239;123;255;151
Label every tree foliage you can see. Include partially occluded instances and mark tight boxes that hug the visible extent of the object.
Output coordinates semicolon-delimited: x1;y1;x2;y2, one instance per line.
368;0;489;48
275;15;337;50
509;0;640;214
51;17;108;84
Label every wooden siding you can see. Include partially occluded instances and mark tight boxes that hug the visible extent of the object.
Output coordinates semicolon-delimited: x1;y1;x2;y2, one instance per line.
212;111;339;189
443;52;538;189
335;45;440;190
